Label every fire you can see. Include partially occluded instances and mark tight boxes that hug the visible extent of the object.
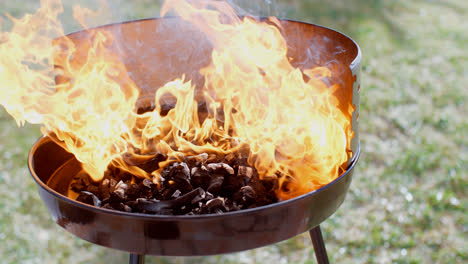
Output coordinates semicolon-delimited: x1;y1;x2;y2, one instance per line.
0;0;353;200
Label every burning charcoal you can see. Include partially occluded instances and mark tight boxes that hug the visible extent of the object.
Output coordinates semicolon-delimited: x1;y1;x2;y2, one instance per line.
109;192;125;203
70;171;92;192
137;188;204;214
125;199;137;206
76;171;92;184
141;178;154;189
110;181;128;201
230;204;241;211
237;144;251;159
101;201;129;212
228;201;241;211
206;154;220;163
204;197;227;213
99;179;111;200
223;168;247;195
102;203;113;210
101;197;110;204
261;175;279;192
222;198;235;211
172;189;182;198
246;174;278;206
87;185;100;195
113;171;133;182
101;178;110;187
206;163;234;175
162;162;192;193
104;202;133;212
70;182;86;193
233;186;256;207
237;165;254;184
77;191;102;207
185;153;208;167
109;178;118;191
206;197;225;208
110;202;131;212
190;166;211;189
122;152;167;173
135;198;156;207
207;174;224;195
70;180;86;193
172;187;204;207
159;186;175;200
205;192;214;200
115;180;128;192
123;204;132;212
188;205;202;215
78;141;285;215
126;183;141;199
224;153;237;163
152;177;159;185
190;188;206;204
171;162;190;181
197;153;209;161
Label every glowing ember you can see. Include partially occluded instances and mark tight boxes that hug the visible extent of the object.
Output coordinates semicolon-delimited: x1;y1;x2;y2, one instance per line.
0;0;353;200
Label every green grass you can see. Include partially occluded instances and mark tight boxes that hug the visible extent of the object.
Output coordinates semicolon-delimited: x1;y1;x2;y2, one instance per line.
0;0;467;263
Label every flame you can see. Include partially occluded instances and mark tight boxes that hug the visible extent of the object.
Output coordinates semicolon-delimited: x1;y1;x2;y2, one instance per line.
0;0;140;179
0;0;353;200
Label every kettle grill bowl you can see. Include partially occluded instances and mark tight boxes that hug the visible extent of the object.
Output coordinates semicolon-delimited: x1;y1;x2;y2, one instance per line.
28;17;361;256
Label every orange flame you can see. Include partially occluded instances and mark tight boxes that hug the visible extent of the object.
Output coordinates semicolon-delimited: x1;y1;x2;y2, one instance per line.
0;0;353;200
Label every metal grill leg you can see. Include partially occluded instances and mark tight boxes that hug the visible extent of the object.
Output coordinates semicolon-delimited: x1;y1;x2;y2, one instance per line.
129;253;145;264
309;225;329;264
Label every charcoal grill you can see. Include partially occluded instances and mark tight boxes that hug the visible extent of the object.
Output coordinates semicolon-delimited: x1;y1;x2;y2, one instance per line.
28;17;361;264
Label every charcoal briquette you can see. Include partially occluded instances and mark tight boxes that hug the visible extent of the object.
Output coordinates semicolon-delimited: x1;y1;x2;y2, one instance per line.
238;165;254;183
172;189;182;198
206;163;234;175
190;166;211;188
77;191;102;207
141;178;154;189
207;174;224;195
233;185;256;207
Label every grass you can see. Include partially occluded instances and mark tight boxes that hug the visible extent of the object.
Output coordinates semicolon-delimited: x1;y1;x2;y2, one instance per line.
0;0;467;263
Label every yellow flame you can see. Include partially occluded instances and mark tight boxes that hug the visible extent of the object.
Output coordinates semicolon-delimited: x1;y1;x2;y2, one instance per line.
0;0;353;200
0;0;140;179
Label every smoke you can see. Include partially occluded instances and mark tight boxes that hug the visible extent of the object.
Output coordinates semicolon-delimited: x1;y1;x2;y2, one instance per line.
226;0;278;17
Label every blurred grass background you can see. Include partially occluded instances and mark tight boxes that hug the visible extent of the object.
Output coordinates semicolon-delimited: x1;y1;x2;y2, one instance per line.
0;0;467;263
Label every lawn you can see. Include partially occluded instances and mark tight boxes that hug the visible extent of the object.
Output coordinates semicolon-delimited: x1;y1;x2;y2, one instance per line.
0;0;467;263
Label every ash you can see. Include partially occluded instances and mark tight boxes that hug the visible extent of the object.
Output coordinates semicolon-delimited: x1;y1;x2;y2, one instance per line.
72;152;279;215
